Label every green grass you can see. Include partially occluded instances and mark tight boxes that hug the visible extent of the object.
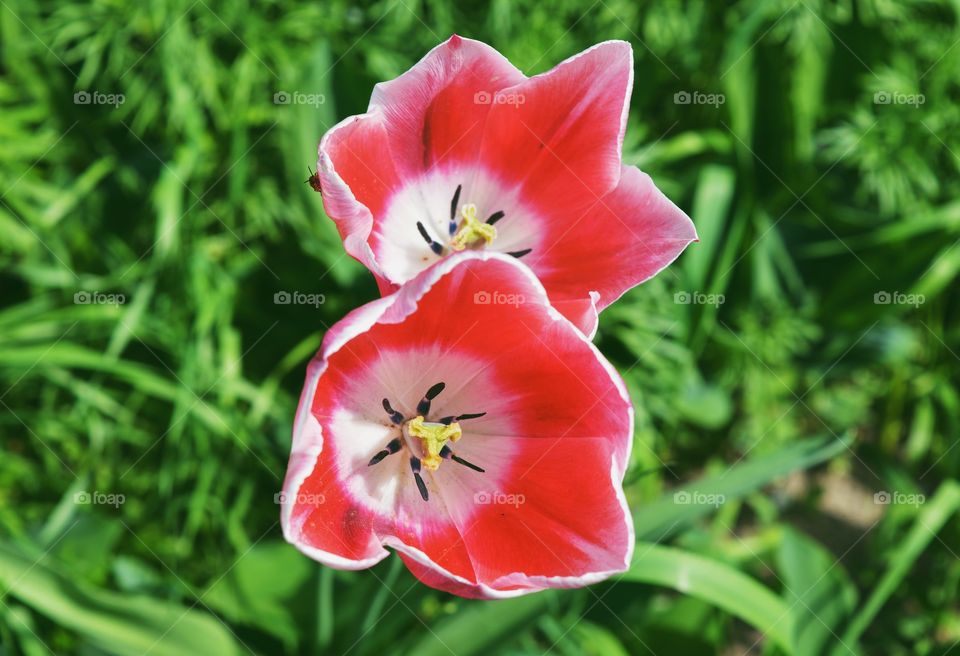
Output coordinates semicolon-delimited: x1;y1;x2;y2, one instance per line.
2;0;960;654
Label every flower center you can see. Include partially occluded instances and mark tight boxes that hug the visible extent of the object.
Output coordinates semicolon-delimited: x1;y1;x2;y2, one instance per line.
449;204;497;251
405;416;462;471
369;382;486;501
413;184;532;260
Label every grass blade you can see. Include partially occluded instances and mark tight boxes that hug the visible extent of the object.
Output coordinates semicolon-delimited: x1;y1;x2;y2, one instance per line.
840;480;960;648
635;434;851;541
623;543;794;652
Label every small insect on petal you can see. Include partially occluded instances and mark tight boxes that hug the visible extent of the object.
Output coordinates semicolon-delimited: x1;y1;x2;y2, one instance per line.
305;167;323;194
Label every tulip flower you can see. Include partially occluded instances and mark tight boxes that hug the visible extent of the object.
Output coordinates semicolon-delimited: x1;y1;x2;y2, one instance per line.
280;252;634;598
316;35;697;336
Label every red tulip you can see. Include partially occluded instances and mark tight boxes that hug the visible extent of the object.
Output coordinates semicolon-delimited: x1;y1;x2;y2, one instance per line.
316;35;697;336
281;253;634;598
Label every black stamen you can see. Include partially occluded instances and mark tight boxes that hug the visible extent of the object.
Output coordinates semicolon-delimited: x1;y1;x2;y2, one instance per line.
410;457;428;501
439;445;485;472
486;211;505;225
416;221;444;255
416;221;431;243
368;437;402;466
439;412;486;424
507;248;532;259
417;382;446;415
382;398;404;424
452;455;485;473
414;473;429;500
449;184;462;235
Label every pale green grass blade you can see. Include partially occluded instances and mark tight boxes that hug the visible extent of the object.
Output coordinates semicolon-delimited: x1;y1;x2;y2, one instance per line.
624;543;794;653
777;528;859;656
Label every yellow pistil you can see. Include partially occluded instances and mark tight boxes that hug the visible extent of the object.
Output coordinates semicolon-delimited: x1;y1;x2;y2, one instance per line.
406;416;462;471
449;204;497;251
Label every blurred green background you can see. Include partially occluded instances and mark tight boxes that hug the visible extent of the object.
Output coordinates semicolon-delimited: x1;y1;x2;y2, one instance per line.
2;0;960;654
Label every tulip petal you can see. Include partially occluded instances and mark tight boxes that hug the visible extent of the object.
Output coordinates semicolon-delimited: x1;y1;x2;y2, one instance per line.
477;41;633;218
317;113;401;286
551;292;600;339
318;35;525;289
531;165;698;321
369;34;525;174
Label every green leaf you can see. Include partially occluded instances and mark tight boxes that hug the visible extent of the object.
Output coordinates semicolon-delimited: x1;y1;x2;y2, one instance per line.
635;434;851;541
840;480;960;648
623;543;794;652
203;541;313;648
569;620;632;656
777;528;858;656
0;544;242;656
407;591;559;656
684;164;736;292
